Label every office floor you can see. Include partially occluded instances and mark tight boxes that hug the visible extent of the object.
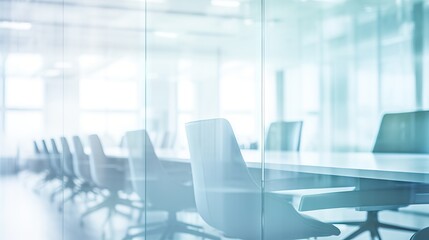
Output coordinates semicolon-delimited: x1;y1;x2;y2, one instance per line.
0;175;428;240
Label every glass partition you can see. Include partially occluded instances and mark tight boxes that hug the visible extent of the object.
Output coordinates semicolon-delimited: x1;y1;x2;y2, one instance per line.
144;0;263;238
1;0;428;239
0;0;66;239
62;1;146;238
264;0;429;239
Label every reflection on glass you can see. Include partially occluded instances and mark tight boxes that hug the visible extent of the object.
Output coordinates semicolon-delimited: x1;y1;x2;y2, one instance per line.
0;0;428;239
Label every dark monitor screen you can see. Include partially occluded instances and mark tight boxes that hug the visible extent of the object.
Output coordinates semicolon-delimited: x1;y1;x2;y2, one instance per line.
373;110;429;154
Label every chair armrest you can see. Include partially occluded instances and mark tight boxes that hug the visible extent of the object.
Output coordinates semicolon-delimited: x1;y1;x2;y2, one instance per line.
299;188;412;211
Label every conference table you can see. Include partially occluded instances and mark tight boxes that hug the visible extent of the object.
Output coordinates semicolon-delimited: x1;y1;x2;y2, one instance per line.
157;150;429;184
155;149;429;212
25;148;429;184
24;148;429;211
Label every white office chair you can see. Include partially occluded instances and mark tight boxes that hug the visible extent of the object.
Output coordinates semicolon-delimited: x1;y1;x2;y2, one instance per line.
69;136;104;215
185;118;340;239
59;137;85;209
27;140;52;190
72;136;95;186
335;111;429;239
266;121;303;151
48;139;66;202
300;111;429;239
123;129;220;240
27;140;50;174
60;137;76;179
80;134;141;228
33;140;58;190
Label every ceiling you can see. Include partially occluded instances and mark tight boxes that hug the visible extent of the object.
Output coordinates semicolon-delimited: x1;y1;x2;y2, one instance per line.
0;0;424;79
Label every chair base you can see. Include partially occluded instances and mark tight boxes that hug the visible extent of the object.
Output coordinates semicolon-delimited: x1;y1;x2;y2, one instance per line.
331;211;419;240
58;182;98;211
33;171;57;193
123;213;220;240
80;191;143;226
49;176;77;202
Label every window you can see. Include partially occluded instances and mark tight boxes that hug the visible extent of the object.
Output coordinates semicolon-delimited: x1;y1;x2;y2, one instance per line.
220;61;258;145
3;54;44;144
6;77;44;108
78;56;141;143
5;111;43;138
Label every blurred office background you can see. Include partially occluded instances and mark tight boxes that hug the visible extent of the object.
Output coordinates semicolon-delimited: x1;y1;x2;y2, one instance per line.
0;0;429;239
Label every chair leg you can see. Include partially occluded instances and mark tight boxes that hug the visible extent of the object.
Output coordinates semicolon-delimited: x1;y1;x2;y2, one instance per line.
123;213;220;240
334;211;419;240
81;191;143;226
375;230;382;240
369;227;382;240
59;190;82;211
343;225;368;240
378;222;420;232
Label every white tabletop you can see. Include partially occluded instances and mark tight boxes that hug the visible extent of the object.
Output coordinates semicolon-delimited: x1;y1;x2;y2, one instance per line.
156;150;429;184
22;147;429;184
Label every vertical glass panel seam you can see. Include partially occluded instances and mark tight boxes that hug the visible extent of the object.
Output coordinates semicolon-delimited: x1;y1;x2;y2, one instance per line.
144;0;148;238
61;0;65;238
260;0;266;239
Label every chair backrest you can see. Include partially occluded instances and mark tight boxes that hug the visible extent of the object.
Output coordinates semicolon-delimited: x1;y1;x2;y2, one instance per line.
60;137;75;177
41;140;54;172
50;139;60;154
33;141;41;154
49;139;62;175
72;136;87;161
72;136;92;183
88;134;107;187
373;111;429;153
41;140;49;154
125;130;173;207
265;121;303;151
185;118;261;236
88;134;127;192
159;131;176;149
